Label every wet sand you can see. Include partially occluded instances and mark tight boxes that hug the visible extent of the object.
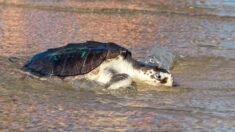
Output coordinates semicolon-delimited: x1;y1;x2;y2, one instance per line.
0;0;235;131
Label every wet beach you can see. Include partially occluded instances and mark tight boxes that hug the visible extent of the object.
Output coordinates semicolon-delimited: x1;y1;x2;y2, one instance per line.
0;0;235;131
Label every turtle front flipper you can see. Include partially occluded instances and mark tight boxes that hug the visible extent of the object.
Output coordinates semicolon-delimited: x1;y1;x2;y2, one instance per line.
105;73;133;90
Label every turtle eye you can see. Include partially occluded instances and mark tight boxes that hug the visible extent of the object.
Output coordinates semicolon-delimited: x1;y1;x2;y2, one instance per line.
157;75;161;79
154;74;161;80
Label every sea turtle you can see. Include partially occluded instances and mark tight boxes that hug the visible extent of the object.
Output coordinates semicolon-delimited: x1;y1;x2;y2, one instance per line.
23;41;173;89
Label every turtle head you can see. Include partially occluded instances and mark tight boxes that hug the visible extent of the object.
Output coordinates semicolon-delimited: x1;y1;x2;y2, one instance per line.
152;67;173;87
140;66;173;87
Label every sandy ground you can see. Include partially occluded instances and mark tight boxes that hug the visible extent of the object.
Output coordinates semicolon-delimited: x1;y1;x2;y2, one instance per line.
0;0;235;131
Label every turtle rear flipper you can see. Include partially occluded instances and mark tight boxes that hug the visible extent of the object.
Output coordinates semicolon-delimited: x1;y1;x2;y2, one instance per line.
8;56;29;68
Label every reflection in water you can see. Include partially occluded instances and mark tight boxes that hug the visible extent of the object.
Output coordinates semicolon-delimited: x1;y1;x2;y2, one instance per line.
222;41;235;49
187;0;235;8
0;0;235;131
0;0;235;58
0;4;27;56
0;7;162;57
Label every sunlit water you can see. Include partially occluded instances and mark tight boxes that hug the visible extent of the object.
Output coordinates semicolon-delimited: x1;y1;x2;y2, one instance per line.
0;0;235;131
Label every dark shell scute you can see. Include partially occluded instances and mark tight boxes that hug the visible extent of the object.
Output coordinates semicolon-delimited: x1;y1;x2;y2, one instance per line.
23;41;131;77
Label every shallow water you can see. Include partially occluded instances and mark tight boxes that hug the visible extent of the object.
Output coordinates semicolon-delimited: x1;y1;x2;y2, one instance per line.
0;0;235;131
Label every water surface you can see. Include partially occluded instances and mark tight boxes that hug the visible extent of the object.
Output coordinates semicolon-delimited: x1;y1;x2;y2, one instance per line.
0;0;235;131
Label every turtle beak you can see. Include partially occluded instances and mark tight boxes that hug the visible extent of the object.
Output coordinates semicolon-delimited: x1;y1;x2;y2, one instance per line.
162;74;173;87
160;77;168;84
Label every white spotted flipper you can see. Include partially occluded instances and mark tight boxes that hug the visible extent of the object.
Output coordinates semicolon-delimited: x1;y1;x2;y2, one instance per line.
105;73;133;90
